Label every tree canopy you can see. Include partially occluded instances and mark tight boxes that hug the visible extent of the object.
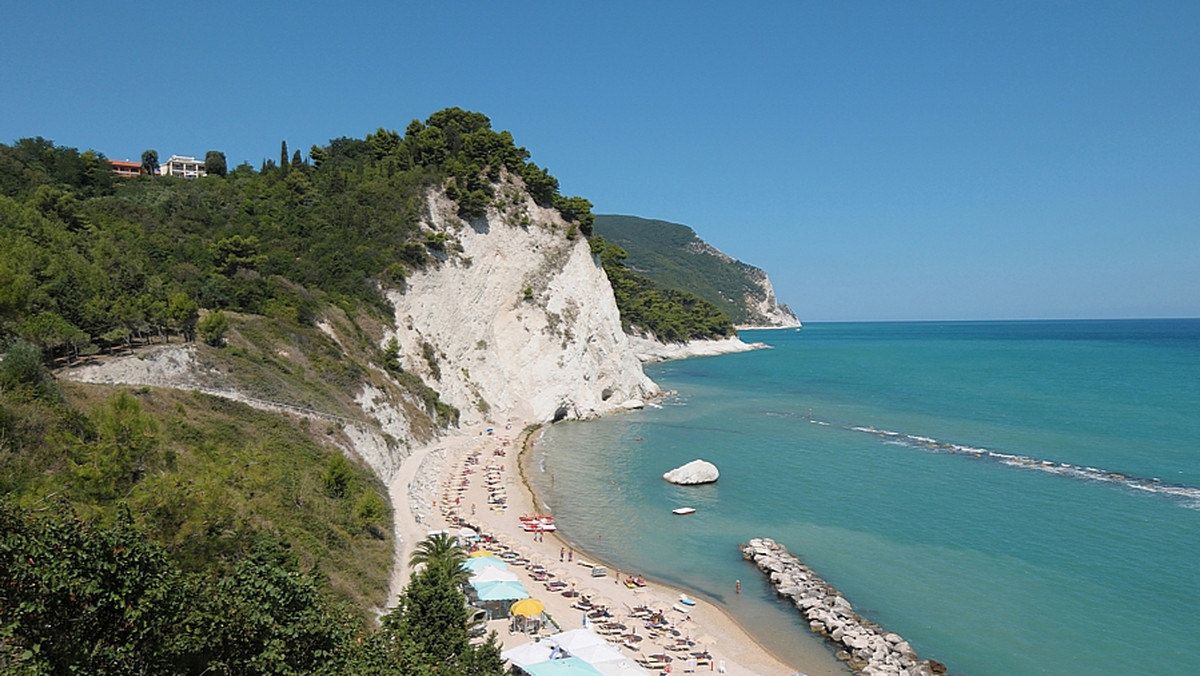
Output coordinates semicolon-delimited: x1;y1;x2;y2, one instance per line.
0;110;596;363
0;499;506;675
590;236;735;342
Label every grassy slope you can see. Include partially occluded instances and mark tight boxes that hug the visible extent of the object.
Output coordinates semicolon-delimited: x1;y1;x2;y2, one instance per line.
60;381;394;614
4;307;461;618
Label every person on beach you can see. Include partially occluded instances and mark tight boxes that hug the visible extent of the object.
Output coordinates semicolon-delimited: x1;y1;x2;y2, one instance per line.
560;547;564;561
736;579;740;594
568;548;573;562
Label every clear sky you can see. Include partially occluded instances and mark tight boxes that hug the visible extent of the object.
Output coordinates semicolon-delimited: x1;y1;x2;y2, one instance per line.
3;2;1197;321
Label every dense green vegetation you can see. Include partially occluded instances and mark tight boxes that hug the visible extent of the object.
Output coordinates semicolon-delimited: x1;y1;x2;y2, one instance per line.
2;504;505;675
0;109;593;364
590;236;734;342
0;348;503;674
0;355;392;613
0;109;587;673
0;109;742;671
594;214;781;326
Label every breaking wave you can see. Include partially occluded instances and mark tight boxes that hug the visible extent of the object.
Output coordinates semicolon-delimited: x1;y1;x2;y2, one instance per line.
833;422;1200;505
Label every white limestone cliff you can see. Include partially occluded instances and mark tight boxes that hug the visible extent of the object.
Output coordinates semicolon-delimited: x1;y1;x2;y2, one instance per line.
384;182;658;427
738;266;801;329
626;333;769;363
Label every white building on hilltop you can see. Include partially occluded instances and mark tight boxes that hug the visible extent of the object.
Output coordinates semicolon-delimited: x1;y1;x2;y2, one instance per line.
159;155;206;178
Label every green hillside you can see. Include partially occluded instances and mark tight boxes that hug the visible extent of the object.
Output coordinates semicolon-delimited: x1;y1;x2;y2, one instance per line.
0;108;580;674
593;214;792;326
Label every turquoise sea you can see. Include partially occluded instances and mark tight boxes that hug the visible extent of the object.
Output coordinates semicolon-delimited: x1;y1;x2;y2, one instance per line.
527;320;1200;676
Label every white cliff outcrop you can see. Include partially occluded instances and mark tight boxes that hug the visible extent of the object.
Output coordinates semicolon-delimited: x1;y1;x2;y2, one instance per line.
738;266;802;329
384;182;658;427
627;333;769;364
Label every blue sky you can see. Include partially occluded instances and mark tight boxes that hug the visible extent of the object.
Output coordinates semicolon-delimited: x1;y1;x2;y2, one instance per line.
3;2;1197;321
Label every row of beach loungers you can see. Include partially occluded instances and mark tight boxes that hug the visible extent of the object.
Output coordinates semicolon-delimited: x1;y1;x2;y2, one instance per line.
438;440;716;674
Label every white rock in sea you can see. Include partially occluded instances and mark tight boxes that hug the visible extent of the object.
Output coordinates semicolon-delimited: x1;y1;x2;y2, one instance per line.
663;459;720;485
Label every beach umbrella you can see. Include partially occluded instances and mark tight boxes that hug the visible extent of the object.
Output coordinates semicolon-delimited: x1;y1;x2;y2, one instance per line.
523;656;604;676
458;527;478;539
469;549;497;558
473;580;530;601
471;567;520;583
578;588;599;600
465;557;508;572
510;598;547;617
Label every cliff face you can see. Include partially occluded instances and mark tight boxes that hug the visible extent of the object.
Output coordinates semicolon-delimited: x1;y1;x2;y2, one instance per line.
737;265;800;329
60;178;658;482
385;185;658;427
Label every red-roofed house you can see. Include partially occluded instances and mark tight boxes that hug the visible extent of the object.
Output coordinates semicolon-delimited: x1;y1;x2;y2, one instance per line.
108;159;143;178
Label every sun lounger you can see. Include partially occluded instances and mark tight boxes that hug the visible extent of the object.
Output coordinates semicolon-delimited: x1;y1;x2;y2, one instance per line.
637;654;672;670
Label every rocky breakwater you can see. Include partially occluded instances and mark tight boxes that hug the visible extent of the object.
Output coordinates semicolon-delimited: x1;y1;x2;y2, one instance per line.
741;538;948;676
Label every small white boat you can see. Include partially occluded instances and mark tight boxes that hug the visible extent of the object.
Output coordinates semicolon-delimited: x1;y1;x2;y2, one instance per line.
672;507;696;515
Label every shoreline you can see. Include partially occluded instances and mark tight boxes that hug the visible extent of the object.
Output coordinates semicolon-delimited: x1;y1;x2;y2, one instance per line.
515;425;852;676
390;418;851;676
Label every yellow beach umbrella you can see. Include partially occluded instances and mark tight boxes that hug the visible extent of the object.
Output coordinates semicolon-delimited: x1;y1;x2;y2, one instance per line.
470;550;496;558
510;598;546;617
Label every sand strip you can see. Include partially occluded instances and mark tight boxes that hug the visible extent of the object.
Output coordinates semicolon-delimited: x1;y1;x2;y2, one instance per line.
388;421;851;676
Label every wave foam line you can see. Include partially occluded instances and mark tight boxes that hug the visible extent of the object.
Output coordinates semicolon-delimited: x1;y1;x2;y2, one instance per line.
841;423;1200;504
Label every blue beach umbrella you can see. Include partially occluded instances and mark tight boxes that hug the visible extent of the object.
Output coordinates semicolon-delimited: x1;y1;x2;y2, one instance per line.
523;657;604;676
464;557;509;571
472;580;530;601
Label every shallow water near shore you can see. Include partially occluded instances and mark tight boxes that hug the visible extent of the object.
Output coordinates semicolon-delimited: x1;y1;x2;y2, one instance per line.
528;320;1200;676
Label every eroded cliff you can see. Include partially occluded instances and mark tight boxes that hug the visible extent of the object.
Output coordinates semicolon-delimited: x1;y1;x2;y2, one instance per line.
384;182;659;427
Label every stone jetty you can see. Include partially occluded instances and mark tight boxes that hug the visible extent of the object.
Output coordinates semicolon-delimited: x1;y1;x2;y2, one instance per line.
741;538;949;676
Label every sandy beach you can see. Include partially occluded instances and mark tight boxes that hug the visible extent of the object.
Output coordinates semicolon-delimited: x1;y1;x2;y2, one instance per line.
388;421;851;676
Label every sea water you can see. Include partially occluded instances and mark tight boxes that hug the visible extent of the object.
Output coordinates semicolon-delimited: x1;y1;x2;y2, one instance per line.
527;320;1200;675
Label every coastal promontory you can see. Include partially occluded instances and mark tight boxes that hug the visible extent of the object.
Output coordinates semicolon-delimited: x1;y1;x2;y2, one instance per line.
0;110;800;674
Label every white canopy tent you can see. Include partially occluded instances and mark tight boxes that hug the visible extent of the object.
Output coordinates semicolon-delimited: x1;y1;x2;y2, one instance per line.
501;640;556;670
542;628;609;653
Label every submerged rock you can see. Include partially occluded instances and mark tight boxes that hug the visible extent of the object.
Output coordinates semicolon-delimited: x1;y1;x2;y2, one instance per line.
663;459;720;485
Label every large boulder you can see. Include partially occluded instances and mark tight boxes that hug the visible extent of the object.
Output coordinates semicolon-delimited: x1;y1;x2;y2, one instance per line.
663;459;720;485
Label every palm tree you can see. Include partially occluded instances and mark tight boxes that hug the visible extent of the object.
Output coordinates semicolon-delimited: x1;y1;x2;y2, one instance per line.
409;532;469;585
